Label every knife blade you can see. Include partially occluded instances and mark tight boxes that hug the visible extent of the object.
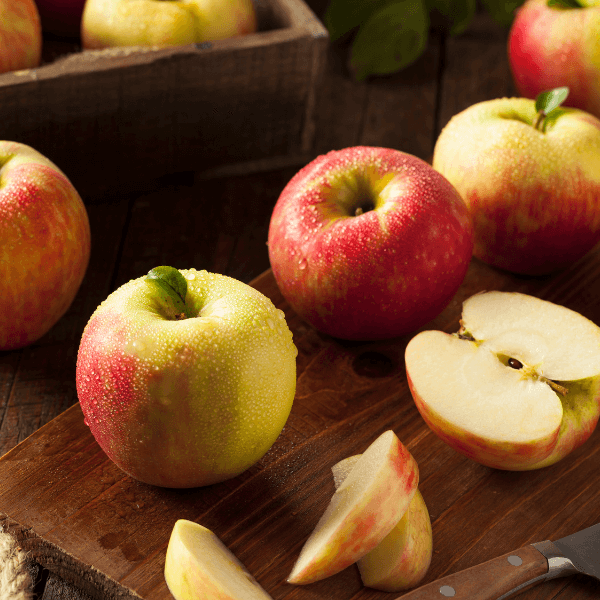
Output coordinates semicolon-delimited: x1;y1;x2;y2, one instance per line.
397;522;600;600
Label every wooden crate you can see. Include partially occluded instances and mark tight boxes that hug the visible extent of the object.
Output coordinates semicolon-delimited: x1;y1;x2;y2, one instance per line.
0;0;328;198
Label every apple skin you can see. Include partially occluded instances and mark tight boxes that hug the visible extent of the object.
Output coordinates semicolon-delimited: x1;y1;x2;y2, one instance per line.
0;0;42;74
406;331;600;471
433;97;600;275
81;0;258;50
76;268;297;489
508;0;600;119
35;0;86;38
0;142;91;351
267;146;474;341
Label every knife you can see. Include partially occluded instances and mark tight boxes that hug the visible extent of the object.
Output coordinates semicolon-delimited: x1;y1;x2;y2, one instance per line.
397;522;600;599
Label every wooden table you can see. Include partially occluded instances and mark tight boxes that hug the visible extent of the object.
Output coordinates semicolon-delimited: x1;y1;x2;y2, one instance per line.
2;3;600;599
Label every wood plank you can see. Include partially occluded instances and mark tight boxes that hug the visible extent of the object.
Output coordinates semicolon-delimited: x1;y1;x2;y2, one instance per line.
1;250;600;599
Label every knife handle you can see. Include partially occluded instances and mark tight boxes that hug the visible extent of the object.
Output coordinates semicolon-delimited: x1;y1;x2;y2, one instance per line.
397;545;548;600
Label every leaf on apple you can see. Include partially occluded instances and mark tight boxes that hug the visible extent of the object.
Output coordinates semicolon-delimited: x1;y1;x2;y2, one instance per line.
146;266;193;319
534;87;569;131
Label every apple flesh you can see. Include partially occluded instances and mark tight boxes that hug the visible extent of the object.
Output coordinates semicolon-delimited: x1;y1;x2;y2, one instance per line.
287;430;418;584
268;146;474;341
76;267;297;488
332;455;432;592
164;519;274;600
0;141;91;350
82;0;258;50
433;96;600;275
405;291;600;470
0;0;42;74
508;0;600;119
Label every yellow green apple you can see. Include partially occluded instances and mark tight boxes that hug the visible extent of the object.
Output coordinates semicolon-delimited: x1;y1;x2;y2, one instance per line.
164;519;274;599
433;90;600;275
287;430;419;584
405;291;600;470
76;266;297;488
81;0;258;50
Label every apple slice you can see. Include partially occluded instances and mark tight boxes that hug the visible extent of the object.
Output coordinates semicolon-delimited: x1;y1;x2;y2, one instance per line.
287;430;418;584
164;519;273;600
332;455;432;591
405;291;600;470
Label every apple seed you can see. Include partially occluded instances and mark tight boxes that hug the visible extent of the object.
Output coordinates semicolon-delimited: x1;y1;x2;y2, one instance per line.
508;358;523;370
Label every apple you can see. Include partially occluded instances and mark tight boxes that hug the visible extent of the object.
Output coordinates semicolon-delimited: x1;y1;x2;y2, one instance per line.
81;0;258;50
432;90;600;275
164;519;274;600
287;430;419;584
332;454;432;592
0;0;42;74
405;291;600;471
508;0;600;119
76;266;297;488
0;141;90;351
267;146;474;341
35;0;86;38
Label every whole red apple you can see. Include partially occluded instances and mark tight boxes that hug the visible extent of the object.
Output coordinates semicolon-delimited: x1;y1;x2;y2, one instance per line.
35;0;86;38
267;146;474;341
0;141;91;350
0;0;42;74
508;0;600;118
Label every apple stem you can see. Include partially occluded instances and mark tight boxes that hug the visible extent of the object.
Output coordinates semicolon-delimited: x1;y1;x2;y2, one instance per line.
541;377;569;396
355;207;364;216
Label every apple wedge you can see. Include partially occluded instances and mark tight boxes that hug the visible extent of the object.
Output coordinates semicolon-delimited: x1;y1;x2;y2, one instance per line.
164;520;273;600
332;455;432;592
287;430;418;584
405;291;600;470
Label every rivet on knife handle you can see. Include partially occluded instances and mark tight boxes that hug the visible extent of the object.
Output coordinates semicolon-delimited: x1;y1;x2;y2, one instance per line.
394;545;549;600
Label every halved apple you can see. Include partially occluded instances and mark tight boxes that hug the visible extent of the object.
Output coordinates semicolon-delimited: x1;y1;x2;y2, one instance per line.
287;430;418;584
332;455;432;591
405;291;600;470
164;519;273;600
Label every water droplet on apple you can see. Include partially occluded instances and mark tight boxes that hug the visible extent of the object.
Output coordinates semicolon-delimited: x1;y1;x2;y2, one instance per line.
298;258;307;270
266;317;275;330
185;272;196;280
132;340;146;352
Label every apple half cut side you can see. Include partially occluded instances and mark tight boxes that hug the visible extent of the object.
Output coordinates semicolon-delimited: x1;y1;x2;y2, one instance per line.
332;455;432;592
405;291;600;471
287;430;419;584
164;519;273;600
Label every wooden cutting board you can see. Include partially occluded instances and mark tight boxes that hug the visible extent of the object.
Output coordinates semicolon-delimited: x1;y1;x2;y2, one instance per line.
1;262;600;600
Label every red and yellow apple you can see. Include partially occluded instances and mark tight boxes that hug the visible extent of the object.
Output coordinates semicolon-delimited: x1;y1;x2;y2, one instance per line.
165;520;274;600
508;0;600;119
332;454;432;592
268;146;474;341
287;430;419;584
76;266;297;488
81;0;258;50
35;0;86;38
0;0;42;74
0;141;91;350
405;291;600;470
433;94;600;275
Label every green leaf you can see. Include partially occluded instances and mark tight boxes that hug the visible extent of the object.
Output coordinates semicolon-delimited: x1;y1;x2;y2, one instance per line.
324;0;394;41
547;0;583;8
146;266;192;318
425;0;476;35
350;0;429;81
535;87;569;115
480;0;525;25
